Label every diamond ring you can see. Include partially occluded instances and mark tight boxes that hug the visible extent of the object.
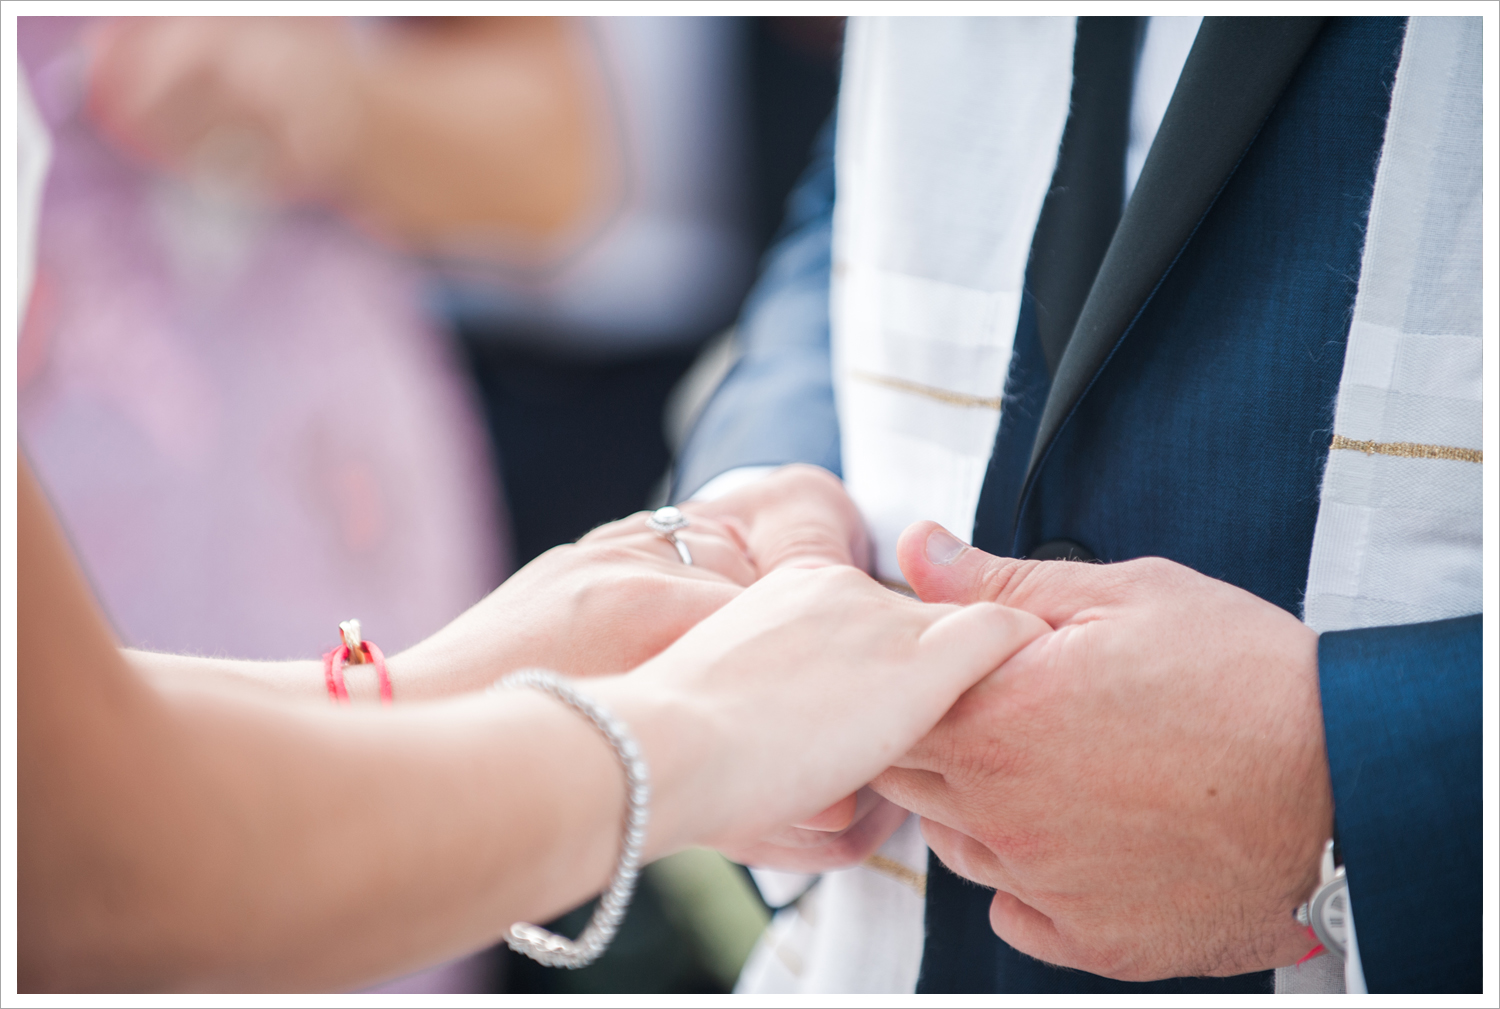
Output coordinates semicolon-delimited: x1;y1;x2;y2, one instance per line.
646;506;693;565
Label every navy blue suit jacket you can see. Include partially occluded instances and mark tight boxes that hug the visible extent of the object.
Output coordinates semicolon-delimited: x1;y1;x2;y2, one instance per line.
676;16;1481;994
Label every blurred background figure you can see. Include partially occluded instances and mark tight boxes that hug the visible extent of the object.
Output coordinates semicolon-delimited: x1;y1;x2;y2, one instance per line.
21;17;510;989
19;17;507;674
18;14;841;993
447;17;848;568
440;16;757;563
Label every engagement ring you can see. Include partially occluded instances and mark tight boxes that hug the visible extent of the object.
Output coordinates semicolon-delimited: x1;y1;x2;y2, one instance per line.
646;506;693;565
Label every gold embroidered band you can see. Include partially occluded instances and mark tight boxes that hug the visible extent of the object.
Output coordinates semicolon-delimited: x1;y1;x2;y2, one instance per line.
1330;435;1482;464
852;370;1003;410
863;854;928;897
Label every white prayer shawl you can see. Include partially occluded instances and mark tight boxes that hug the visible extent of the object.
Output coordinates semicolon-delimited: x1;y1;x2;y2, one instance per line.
739;15;1482;995
832;16;1076;586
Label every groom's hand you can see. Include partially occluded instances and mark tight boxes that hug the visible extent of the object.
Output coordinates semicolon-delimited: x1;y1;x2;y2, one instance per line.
714;786;911;873
682;464;871;576
871;522;1332;980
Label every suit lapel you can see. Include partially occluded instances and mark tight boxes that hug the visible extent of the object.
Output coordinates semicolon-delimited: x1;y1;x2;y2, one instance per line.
1021;17;1327;493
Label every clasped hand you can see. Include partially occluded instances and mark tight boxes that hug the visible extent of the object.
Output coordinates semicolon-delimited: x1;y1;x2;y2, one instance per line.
611;468;1333;980
395;465;870;694
873;521;1334;979
419;463;1334;981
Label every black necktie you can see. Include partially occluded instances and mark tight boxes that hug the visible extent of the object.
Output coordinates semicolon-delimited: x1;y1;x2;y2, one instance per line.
968;17;1144;556
1028;16;1143;376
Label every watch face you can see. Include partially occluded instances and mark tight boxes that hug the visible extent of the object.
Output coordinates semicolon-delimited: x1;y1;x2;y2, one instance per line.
1310;876;1349;959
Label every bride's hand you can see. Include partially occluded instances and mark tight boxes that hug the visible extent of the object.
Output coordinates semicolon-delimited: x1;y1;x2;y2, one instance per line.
591;566;1049;857
389;510;757;697
712;788;912;874
678;465;907;871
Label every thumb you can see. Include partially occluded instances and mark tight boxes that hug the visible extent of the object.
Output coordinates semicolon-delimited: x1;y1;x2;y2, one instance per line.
896;521;1093;625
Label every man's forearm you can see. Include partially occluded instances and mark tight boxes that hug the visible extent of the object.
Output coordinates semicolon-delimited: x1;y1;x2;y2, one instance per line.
673;116;840;500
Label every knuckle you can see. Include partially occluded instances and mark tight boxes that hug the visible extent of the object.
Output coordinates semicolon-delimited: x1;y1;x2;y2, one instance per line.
773;465;853;506
981;557;1042;603
1117;555;1181;589
815;561;859;580
1086;939;1147;981
1133;554;1174;573
975;822;1049;869
774;462;839;490
764;527;850;563
578;542;644;568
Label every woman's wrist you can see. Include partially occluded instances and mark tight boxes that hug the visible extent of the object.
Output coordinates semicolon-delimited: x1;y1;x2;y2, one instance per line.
584;677;719;861
383;617;535;701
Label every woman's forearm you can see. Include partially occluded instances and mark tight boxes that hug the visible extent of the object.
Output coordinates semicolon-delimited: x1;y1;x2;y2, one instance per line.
162;684;640;990
118;514;753;706
20;460;689;992
124;646;493;704
26;663;685;992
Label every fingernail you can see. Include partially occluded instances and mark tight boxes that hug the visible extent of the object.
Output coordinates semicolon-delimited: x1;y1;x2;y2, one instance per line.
925;527;969;566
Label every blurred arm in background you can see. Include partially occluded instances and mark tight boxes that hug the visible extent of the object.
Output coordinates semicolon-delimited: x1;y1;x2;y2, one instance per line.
672;114;839;501
86;16;615;252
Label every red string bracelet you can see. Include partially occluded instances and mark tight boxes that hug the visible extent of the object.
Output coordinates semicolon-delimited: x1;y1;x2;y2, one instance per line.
1296;925;1327;965
323;619;393;704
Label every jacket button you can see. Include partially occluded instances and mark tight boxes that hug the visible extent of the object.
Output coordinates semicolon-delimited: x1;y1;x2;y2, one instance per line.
1027;539;1095;562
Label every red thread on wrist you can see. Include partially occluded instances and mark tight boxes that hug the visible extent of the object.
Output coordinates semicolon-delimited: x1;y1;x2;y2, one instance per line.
323;645;351;703
323;636;392;705
363;640;393;704
1296;925;1327;965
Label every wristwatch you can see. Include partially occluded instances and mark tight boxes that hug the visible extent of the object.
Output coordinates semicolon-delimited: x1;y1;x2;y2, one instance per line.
1295;838;1348;959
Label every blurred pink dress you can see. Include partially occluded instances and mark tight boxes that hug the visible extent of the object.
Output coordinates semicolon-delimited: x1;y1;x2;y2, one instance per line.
20;19;506;990
20;18;506;659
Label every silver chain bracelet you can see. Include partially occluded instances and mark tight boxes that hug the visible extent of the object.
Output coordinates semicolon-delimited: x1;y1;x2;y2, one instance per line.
492;669;650;969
